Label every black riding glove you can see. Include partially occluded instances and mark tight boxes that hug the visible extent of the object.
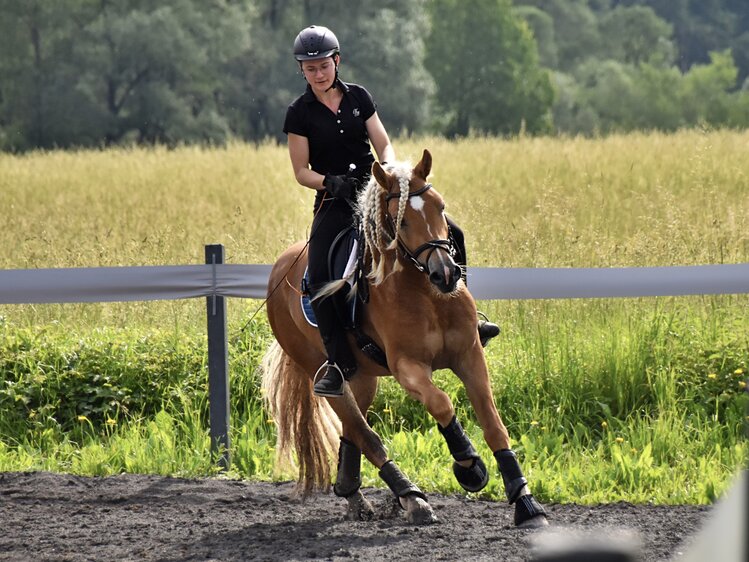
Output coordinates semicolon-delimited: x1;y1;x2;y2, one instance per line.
323;174;359;200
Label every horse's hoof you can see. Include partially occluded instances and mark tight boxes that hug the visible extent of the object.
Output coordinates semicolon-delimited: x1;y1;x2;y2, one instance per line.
453;457;489;493
345;492;375;521
404;496;439;525
517;514;549;529
514;494;548;528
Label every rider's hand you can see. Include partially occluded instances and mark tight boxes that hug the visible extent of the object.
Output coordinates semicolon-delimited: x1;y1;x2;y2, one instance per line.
323;174;359;200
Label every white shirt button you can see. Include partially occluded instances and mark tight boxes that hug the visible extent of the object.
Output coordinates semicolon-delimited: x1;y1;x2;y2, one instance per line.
340;129;344;133
337;119;341;123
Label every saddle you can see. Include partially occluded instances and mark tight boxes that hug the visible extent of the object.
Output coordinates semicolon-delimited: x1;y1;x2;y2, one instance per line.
300;225;387;368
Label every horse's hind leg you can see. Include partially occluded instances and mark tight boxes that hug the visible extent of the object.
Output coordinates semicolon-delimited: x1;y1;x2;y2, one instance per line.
453;349;548;528
327;380;437;525
334;376;376;521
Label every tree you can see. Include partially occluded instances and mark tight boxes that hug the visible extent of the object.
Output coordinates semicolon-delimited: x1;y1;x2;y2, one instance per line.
513;5;558;69
0;0;250;149
680;50;739;126
599;5;675;66
0;0;89;150
515;0;602;72
74;0;250;145
425;0;554;137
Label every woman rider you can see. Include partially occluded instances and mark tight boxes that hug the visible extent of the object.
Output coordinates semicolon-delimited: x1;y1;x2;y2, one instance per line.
283;25;499;398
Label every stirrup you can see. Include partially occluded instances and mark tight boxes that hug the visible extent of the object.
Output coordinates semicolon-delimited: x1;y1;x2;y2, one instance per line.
313;362;345;397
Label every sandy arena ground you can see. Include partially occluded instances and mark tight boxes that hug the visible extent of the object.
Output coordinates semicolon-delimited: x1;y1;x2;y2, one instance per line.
0;471;710;561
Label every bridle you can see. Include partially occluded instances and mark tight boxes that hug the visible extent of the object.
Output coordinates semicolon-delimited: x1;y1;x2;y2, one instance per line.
383;183;455;274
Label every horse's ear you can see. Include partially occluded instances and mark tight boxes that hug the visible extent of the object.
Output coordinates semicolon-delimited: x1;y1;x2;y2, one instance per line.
414;149;432;180
372;161;389;188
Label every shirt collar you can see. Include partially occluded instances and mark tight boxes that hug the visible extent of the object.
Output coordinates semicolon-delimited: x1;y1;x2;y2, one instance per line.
302;79;349;103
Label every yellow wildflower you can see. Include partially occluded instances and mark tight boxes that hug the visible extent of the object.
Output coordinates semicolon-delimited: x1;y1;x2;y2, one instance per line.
530;420;539;426
615;437;624;443
707;373;717;379
601;421;608;429
734;368;744;375
106;418;117;426
739;381;747;390
77;415;89;422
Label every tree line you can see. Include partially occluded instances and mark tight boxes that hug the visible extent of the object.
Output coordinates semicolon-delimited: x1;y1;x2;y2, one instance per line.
0;0;747;151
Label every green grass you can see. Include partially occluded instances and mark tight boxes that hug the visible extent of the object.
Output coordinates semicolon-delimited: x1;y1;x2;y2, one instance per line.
0;130;747;503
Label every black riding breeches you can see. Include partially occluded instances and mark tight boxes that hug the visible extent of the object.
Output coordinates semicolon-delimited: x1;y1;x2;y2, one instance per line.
308;198;357;375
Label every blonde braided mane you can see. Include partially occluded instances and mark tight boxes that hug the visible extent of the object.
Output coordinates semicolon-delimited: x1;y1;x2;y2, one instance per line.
358;161;412;286
311;160;414;302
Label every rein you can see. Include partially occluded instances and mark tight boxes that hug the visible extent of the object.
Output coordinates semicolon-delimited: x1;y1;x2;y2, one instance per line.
383;183;454;274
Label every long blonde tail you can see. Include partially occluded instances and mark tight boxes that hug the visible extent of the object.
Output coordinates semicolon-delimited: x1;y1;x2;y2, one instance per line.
260;340;341;494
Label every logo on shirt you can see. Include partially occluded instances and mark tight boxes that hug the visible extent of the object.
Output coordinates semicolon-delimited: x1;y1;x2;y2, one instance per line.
352;108;360;117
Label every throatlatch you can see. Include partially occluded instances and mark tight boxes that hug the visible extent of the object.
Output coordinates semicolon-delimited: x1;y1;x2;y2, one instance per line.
334;437;362;498
437;416;489;492
378;460;427;505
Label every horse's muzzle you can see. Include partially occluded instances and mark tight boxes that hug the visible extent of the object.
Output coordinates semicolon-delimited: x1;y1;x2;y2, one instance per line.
427;253;462;294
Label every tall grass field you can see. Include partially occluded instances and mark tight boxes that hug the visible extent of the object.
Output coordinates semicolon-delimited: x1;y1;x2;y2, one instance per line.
1;130;747;504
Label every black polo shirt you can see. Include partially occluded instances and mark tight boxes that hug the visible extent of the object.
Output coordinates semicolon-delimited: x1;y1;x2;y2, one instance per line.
283;80;377;193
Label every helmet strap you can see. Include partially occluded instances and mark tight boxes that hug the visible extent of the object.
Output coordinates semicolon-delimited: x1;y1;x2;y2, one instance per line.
325;55;340;92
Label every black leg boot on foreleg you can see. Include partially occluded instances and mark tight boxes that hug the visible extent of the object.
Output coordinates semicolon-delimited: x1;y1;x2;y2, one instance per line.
437;415;490;492
494;448;548;527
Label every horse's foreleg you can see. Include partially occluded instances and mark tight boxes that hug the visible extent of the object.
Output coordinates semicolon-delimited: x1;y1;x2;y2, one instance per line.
392;358;455;426
453;350;548;528
393;357;490;493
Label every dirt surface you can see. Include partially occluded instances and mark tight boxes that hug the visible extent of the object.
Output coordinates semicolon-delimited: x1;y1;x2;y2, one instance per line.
0;471;710;561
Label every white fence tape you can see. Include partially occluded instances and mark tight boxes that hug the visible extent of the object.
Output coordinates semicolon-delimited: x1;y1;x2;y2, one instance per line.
0;263;747;305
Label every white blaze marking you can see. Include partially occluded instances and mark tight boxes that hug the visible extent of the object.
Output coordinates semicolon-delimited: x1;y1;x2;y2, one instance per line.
409;196;433;235
409;196;425;212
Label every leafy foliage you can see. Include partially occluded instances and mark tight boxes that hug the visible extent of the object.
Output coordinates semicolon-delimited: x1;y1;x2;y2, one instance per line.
2;0;747;148
425;0;554;136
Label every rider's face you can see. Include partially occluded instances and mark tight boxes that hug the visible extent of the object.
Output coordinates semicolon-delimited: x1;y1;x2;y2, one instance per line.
301;56;337;92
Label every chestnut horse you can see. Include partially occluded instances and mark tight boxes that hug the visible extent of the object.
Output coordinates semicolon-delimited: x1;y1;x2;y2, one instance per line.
261;150;548;527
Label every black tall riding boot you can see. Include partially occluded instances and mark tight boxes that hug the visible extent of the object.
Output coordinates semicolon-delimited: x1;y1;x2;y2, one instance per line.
477;312;501;347
446;216;501;347
310;294;357;397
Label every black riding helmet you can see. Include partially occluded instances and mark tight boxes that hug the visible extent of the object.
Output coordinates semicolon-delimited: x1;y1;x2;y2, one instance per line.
293;25;339;61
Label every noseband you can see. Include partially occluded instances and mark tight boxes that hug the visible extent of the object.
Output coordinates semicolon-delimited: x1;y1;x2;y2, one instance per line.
383;183;454;274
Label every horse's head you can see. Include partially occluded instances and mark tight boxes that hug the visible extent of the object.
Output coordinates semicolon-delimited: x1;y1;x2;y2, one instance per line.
365;149;462;294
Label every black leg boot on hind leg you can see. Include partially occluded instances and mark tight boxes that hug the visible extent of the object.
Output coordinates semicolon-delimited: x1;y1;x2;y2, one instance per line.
494;448;548;527
437;415;489;492
378;460;437;524
335;437;374;521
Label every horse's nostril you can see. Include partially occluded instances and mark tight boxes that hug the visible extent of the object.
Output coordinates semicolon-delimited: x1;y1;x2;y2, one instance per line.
429;271;442;284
